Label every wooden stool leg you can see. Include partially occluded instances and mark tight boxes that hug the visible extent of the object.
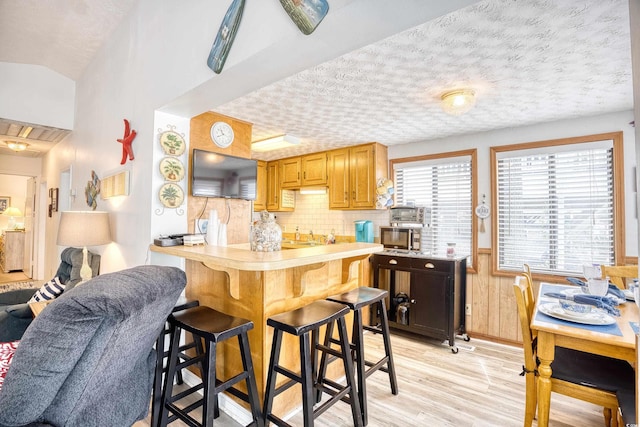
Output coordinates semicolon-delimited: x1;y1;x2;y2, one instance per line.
379;300;398;394
315;320;335;403
300;331;315;427
352;308;368;425
159;323;181;427
203;340;218;425
151;325;166;427
238;332;264;427
263;329;284;425
337;317;363;427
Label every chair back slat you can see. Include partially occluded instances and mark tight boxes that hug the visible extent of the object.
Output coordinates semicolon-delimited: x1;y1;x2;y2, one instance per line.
513;279;536;372
601;265;639;289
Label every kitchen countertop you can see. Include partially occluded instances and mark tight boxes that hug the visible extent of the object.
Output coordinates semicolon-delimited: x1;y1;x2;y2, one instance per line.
150;242;383;271
378;249;468;261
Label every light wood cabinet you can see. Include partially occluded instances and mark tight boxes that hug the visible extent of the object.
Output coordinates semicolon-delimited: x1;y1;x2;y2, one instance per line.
280;157;302;189
301;152;327;186
266;160;295;212
327;143;388;210
0;230;25;272
254;160;267;211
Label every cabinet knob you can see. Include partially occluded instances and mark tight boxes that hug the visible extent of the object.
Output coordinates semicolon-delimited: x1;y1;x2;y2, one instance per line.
424;263;435;269
389;259;398;265
410;299;416;304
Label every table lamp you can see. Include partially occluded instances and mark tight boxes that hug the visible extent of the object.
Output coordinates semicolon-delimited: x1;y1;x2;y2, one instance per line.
3;207;22;229
57;211;111;283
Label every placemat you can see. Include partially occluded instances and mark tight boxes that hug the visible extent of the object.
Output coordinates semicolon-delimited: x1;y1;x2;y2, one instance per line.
537;283;622;336
630;322;639;335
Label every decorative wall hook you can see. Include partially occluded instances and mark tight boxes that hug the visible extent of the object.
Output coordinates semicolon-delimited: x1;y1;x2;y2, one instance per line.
117;119;137;165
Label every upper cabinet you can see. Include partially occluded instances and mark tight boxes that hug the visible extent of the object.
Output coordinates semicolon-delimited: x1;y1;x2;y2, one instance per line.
254;160;267;211
301;152;327;186
265;160;295;212
280;157;302;189
327;143;388;210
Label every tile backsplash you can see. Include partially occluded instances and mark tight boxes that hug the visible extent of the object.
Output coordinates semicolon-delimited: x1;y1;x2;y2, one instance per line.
253;192;389;239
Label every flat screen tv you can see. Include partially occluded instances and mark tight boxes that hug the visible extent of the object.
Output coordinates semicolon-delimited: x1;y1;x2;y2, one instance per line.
191;149;257;200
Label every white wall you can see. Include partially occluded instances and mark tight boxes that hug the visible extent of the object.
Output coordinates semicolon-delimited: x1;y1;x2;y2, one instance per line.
33;0;476;273
0;62;74;129
388;110;638;255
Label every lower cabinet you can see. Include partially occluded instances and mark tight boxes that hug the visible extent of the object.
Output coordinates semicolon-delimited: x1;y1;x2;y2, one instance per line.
372;253;468;352
0;230;25;273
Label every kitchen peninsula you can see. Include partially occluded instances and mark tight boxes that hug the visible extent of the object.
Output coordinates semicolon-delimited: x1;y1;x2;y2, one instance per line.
150;242;383;417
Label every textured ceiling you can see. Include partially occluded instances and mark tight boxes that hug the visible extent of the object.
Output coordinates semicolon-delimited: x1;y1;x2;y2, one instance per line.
0;0;633;160
218;0;633;161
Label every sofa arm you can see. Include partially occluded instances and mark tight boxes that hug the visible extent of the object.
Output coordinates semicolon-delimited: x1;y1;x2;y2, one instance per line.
0;304;34;341
0;289;37;306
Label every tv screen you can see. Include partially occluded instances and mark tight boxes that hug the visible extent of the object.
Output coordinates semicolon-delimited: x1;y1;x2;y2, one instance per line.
191;149;257;200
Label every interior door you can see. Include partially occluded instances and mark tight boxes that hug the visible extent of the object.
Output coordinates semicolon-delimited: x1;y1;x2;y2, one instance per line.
23;177;36;278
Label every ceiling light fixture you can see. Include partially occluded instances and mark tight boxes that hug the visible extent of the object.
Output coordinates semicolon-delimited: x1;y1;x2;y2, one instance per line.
251;134;300;152
440;89;476;116
5;141;29;152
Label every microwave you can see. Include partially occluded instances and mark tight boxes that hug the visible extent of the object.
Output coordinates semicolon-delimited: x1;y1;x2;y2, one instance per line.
380;226;423;252
389;206;431;226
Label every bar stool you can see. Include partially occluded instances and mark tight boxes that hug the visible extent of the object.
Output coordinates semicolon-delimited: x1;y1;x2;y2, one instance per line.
151;299;200;427
319;287;398;425
262;300;363;427
159;306;263;427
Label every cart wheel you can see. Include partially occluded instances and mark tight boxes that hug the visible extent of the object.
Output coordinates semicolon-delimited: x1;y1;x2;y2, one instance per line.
451;346;459;354
463;334;470;342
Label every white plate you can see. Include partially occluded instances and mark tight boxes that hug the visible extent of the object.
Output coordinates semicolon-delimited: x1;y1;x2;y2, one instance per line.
623;289;635;301
538;303;616;325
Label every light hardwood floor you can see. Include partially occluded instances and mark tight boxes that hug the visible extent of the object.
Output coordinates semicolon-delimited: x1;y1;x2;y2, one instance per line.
0;271;29;284
138;331;607;427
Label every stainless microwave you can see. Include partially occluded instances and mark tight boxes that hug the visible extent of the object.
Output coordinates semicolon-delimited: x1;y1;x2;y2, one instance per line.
380;226;423;252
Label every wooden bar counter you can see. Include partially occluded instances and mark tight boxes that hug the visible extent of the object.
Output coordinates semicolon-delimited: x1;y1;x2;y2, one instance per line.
150;242;382;418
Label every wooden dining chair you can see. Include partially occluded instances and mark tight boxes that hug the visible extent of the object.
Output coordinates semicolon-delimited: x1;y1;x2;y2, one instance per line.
601;265;639;289
522;264;536;319
513;280;633;427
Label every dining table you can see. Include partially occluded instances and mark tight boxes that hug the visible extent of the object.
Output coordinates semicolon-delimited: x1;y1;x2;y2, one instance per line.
531;282;638;427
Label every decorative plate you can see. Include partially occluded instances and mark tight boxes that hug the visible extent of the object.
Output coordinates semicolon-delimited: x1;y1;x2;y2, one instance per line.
159;131;186;156
538;302;616;325
158;183;184;208
159;157;185;182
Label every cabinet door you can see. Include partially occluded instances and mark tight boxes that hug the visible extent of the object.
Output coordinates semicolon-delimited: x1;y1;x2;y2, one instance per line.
301;152;327;186
327;148;350;209
410;270;449;337
266;161;280;211
280;157;301;189
254;160;267;211
349;144;376;209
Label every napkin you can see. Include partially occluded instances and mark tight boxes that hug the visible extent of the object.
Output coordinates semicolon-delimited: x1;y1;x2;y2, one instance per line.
545;292;620;316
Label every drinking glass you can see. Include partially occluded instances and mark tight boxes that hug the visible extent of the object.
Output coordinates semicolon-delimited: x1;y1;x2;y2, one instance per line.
587;278;608;296
582;263;602;281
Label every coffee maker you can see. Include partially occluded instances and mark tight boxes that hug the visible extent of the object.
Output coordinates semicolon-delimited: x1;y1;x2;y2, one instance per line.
354;220;374;243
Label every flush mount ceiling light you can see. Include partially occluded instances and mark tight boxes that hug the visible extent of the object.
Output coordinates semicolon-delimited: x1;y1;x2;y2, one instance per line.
440;89;476;116
251;134;300;152
5;141;29;152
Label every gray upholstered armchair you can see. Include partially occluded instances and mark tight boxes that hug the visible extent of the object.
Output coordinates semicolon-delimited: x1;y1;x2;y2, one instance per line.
0;265;186;427
0;247;101;341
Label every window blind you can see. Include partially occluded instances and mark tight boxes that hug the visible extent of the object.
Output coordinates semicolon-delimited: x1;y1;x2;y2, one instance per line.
496;146;614;275
394;157;472;257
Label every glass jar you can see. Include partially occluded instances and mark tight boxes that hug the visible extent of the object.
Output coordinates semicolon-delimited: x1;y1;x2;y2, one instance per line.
446;242;456;258
250;211;282;252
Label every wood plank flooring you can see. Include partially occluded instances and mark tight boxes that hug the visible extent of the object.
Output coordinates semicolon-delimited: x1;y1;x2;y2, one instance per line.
137;331;607;426
0;271;29;284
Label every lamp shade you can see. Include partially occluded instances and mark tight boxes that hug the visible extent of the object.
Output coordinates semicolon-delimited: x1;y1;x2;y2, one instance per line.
57;211;112;247
2;207;22;217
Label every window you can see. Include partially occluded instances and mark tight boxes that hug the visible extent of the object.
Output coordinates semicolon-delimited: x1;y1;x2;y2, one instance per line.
392;150;476;269
491;132;624;277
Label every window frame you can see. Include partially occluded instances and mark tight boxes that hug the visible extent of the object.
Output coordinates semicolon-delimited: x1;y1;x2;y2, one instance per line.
490;132;625;280
390;149;478;272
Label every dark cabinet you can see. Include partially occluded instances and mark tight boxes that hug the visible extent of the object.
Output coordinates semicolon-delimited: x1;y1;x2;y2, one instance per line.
372;253;468;353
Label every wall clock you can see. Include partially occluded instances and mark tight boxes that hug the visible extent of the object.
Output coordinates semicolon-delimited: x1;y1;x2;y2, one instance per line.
210;121;235;148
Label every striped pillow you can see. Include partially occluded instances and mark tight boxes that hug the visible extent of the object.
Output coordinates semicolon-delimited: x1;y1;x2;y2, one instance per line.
28;277;65;303
0;341;19;392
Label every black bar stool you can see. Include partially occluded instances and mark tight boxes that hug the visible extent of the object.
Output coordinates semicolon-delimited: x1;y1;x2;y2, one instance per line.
262;300;363;427
319;287;398;425
151;299;200;427
159;306;263;427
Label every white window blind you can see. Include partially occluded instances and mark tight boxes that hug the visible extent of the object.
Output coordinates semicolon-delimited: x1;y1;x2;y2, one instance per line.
394;157;472;258
496;146;614;275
